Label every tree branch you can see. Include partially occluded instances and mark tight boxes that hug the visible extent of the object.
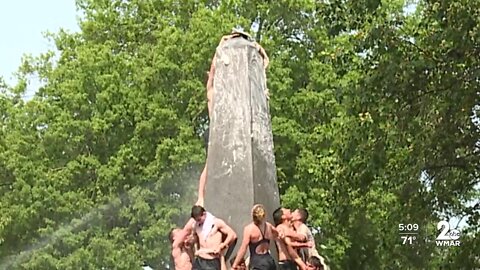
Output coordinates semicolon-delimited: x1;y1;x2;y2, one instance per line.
256;16;264;41
424;163;468;171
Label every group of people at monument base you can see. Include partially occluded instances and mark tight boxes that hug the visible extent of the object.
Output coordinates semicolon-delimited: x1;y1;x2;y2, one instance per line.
169;204;328;270
168;30;328;270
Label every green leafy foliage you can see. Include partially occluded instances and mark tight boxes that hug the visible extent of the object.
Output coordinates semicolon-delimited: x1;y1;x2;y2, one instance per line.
0;0;478;269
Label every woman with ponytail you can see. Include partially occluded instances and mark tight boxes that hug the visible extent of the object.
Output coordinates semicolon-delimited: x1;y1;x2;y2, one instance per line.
231;204;282;270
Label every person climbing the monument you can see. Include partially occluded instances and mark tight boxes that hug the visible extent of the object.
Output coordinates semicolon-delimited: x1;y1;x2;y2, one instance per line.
205;29;270;111
194;127;210;207
273;207;309;270
231;204;283;270
194;34;227;207
292;208;329;270
169;227;196;270
181;205;237;270
195;29;271;208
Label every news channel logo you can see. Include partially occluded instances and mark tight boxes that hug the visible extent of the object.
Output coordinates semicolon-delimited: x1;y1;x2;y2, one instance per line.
435;220;461;247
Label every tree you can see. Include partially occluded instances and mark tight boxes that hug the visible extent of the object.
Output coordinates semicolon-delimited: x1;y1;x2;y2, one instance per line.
0;0;478;269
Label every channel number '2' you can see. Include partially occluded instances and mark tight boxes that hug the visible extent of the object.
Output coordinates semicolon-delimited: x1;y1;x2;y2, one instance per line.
436;221;460;240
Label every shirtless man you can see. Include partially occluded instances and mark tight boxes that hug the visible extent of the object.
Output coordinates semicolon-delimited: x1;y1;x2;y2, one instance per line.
182;205;237;270
170;228;195;270
292;208;329;270
273;207;309;270
292;208;319;260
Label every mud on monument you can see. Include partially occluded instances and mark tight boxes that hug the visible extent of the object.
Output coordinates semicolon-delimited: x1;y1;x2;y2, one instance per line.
204;34;280;260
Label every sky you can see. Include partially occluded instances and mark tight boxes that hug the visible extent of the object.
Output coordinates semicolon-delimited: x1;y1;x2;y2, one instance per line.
0;1;79;89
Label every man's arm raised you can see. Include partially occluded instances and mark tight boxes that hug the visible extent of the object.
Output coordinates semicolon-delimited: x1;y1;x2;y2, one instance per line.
206;55;215;117
172;218;195;248
182;218;196;233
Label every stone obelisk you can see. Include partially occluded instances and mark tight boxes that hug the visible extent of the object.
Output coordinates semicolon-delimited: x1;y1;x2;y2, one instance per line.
205;35;280;261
